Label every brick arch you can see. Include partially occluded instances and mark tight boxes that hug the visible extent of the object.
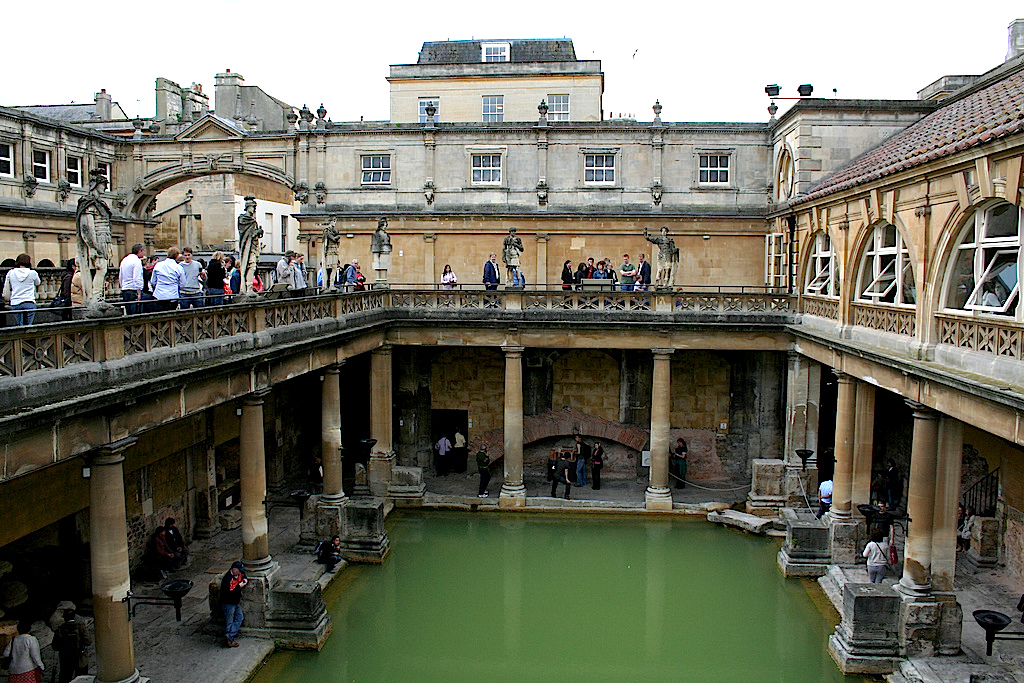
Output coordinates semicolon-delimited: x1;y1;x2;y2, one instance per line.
551;349;619;421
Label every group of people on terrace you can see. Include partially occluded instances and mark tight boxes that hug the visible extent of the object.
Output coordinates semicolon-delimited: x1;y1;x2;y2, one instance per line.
560;253;652;291
117;244;248;313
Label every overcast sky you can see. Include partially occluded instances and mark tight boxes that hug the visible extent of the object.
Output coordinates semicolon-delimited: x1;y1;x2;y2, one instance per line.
6;2;1021;124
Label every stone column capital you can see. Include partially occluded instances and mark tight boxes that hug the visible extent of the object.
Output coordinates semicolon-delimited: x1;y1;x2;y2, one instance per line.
652;348;675;358
905;400;938;419
323;362;344;376
93;436;138;466
21;231;37;241
57;233;72;242
832;369;857;384
244;388;271;406
423;233;436;243
502;345;525;357
372;343;393;357
534;233;549;243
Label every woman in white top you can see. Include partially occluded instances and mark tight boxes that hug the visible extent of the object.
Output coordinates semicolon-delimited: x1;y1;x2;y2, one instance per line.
863;528;889;584
3;253;41;326
441;264;458;290
2;620;44;683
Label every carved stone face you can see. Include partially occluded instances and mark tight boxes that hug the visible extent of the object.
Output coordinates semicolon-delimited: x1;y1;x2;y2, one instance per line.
661;227;669;236
245;199;256;215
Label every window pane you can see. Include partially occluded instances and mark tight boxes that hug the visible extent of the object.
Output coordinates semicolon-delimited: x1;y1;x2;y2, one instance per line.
585;169;594;182
719;156;729;168
709;170;719;182
719;170;728;183
473;169;482;182
700;170;708;182
34;150;46;164
699;156;708;168
987;203;1018;238
606;170;614;182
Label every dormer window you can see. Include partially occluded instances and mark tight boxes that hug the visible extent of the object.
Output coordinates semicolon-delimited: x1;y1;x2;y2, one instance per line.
481;42;510;62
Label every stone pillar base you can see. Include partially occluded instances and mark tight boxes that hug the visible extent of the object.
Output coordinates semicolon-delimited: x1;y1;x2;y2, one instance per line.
747;459;786;517
499;484;527;508
827;514;861;566
388;466;426;507
828;583;900;675
341;498;390;564
70;675;148;683
316;496;347;539
238;564;279;629
368;451;395;498
896;592;963;657
298;496;318;548
645;486;673;511
777;508;831;578
784;465;818;508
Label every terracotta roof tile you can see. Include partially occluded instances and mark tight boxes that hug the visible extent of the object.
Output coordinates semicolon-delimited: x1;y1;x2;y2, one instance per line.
795;70;1024;204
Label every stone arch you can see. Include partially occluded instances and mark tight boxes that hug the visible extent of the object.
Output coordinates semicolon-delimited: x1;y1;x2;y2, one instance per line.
551;349;620;421
127;162;295;219
847;218;918;307
800;228;841;298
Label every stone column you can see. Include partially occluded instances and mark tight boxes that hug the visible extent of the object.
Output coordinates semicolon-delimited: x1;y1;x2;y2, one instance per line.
369;345;395;497
499;346;526;508
783;352;820;506
423;234;436;286
89;437;140;683
931;416;963;593
318;363;347;537
827;371;860;564
852;382;876;511
240;390;273;573
898;402;939;596
534;233;548;286
646;348;673;511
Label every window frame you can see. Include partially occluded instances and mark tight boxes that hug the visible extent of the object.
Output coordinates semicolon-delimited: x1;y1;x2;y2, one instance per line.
471;153;502;185
481;42;510;62
856;222;915;306
583;153;616;184
942;202;1022;318
466;146;506;187
547;94;570;121
418;98;439;124
32;149;51;183
96;161;111;189
804;231;839;297
67;155;82;187
698;153;730;185
482;95;504;123
0;142;13;178
360;154;392;185
765;233;787;290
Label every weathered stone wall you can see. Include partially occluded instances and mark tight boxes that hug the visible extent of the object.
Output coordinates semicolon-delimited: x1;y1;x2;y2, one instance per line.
430;347;504;442
395;347;434;468
720;351;786;480
669;351;730;430
1004;504;1024;584
551;349;620;421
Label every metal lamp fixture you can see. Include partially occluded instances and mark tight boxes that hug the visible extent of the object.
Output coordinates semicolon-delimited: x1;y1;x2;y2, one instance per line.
764;84;780;97
797;84;814;97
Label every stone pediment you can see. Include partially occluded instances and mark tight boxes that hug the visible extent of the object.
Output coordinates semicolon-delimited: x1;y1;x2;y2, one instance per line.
174;114;246;141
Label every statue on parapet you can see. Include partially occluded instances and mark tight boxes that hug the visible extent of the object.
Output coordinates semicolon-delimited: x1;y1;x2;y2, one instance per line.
75;168;117;315
237;195;263;296
502;227;524;283
319;216;342;289
644;226;679;288
370;216;392;284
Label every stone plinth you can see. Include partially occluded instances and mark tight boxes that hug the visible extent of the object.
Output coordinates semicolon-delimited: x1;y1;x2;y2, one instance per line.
341;499;390;564
747;458;786;516
784;464;818;508
388;466;426;507
777;508;831;578
828;514;861;566
898;594;962;658
828;583;900;675
264;580;332;649
965;516;999;570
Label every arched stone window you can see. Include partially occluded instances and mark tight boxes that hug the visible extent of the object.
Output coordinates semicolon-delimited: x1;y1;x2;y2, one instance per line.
776;147;794;202
943;202;1021;317
856;222;915;305
804;231;839;297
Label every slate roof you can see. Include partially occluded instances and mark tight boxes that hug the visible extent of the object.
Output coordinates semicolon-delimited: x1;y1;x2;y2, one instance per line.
795;66;1024;204
417;39;576;64
14;102;129;122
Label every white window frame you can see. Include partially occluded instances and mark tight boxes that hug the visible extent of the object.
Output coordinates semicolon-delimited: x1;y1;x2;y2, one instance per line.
360;154;392;185
482;96;504;123
418;98;439;124
584;153;615;184
32;149;51;183
765;233;786;290
67;156;82;187
547;94;570;121
0;142;13;178
471;152;502;185
944;203;1022;318
856;223;915;305
481;42;510;62
804;231;839;297
698;153;730;184
96;162;111;189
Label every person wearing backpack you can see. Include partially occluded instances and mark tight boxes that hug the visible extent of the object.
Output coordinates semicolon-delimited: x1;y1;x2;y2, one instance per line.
52;609;90;683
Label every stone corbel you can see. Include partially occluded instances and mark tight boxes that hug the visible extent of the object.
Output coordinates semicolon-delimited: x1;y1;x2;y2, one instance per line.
314;181;327;204
423;180;435;205
57;234;71;243
914;202;932;220
57;179;72;203
22;231;37;242
146;197;157;215
293;180;309;204
23;174;38;198
536;180;548;206
651;181;663;206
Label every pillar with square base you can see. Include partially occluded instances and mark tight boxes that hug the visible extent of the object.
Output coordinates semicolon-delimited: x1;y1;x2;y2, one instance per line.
828;583;900;675
782;352;821;507
341;498;391;563
90;438;142;683
317;363;347;538
500;346;526;507
646;349;673;511
368;345;396;497
827;371;859;565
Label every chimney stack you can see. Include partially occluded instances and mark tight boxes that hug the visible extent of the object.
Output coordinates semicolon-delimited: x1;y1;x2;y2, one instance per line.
1008;19;1024;62
95;89;112;121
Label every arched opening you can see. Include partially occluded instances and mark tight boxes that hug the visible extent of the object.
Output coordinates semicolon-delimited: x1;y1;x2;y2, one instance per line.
854;221;916;306
941;201;1021;318
804;230;840;298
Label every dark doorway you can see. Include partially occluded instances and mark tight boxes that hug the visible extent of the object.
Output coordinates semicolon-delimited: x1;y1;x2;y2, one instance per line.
432;409;468;474
816;370;838;483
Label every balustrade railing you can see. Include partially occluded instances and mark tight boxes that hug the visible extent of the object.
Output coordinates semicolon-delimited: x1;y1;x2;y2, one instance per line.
936;313;1024;360
851;303;916;336
800;295;839;320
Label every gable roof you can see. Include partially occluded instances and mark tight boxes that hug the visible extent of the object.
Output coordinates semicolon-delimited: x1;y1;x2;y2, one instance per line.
174;113;246;140
795;64;1024;205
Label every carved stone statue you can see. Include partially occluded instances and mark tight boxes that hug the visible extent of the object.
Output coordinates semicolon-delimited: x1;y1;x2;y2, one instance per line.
370;216;392;282
644;226;679;288
502;227;524;281
320;216;342;288
237;195;263;296
75;169;116;311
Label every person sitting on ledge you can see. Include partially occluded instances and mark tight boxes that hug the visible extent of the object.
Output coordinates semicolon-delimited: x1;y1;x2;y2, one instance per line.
316;535;343;571
163;517;189;567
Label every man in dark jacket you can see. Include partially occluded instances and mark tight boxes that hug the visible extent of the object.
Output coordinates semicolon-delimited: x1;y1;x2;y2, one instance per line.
483;253;500;290
220;561;248;647
53;608;91;683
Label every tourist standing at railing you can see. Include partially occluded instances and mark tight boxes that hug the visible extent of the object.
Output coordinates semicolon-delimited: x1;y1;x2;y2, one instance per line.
226;256;241;298
483;253;500;290
592;261;611;279
70;264;84;309
344;259;361;292
178;248;206;309
151;247;186;312
619;254;637;292
603;257;618;285
585;257;596;277
561;260;573;290
57;259;75;321
3;254;41;326
206;251;226;306
574;262;588;290
637;253;652;291
292;253;308;296
276;251;296;290
118;244;146;315
441;264;458;290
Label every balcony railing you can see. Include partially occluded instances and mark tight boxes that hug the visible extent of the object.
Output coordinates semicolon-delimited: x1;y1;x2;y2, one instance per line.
936;313;1024;360
800;294;839;320
851;302;916;337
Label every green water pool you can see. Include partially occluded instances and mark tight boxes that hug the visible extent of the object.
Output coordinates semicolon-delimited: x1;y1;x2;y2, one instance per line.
252;511;862;682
